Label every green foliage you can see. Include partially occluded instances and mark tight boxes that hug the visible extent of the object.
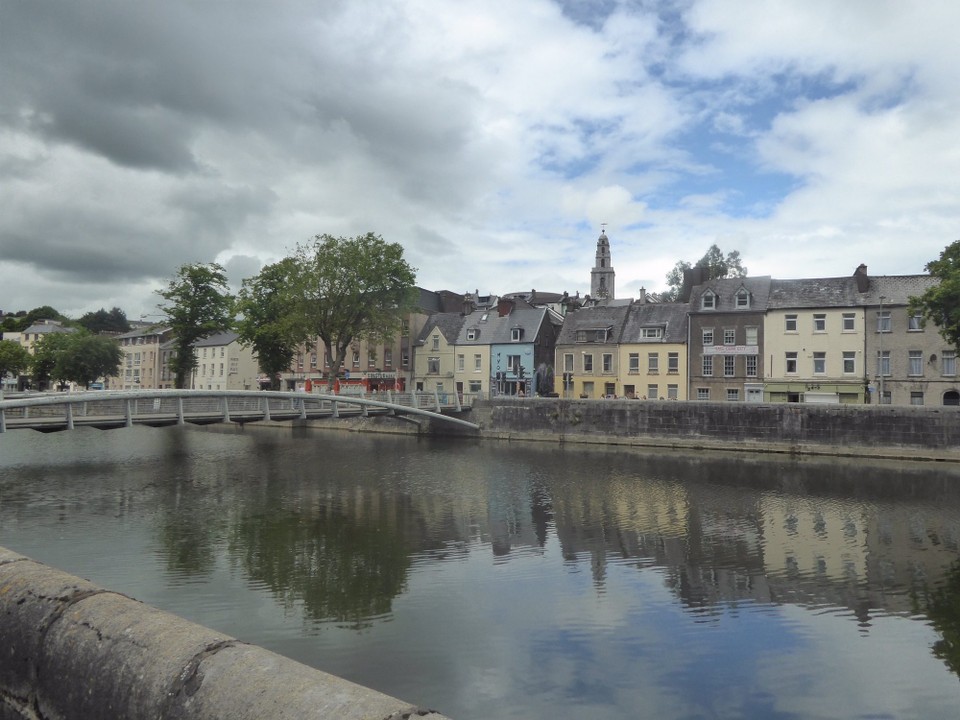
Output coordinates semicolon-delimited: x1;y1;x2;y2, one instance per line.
1;306;67;333
30;332;74;390
157;263;234;388
291;232;417;388
30;331;122;389
664;244;748;301
0;339;31;379
909;240;960;352
78;307;131;334
235;257;306;390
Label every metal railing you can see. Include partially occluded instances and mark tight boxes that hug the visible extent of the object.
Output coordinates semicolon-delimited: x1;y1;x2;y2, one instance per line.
0;389;477;433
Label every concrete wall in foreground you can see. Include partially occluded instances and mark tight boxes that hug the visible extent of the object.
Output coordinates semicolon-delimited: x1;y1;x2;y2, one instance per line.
465;398;960;460
0;546;449;720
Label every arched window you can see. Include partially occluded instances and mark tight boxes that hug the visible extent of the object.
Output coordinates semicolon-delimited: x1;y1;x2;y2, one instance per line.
944;390;960;406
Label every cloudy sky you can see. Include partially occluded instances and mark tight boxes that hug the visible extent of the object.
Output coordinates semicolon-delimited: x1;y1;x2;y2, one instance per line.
3;0;959;318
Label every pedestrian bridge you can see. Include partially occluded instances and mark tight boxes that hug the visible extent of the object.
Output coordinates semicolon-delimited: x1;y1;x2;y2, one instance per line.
0;389;479;433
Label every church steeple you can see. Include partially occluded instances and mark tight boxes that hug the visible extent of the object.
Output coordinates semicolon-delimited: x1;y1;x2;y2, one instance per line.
590;225;615;300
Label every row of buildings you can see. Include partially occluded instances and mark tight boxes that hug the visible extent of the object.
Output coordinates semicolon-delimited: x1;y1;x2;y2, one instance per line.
4;230;955;406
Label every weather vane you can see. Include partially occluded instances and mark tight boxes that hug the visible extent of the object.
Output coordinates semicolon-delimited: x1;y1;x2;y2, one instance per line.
601;222;607;232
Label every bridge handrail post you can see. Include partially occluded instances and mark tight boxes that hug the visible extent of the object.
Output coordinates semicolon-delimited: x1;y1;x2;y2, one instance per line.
177;397;185;425
125;399;133;428
434;388;441;411
262;396;272;421
361;392;369;417
66;403;74;430
454;391;462;412
332;399;339;418
300;397;307;420
222;396;231;423
1;409;5;434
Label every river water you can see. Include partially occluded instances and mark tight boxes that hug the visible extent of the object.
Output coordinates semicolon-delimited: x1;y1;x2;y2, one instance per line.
2;424;960;719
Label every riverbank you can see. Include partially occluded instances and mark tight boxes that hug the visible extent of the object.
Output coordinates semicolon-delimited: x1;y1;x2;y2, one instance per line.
295;397;960;463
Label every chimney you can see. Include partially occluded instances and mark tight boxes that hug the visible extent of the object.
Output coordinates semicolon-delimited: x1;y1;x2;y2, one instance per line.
498;297;515;317
638;287;647;304
854;263;869;293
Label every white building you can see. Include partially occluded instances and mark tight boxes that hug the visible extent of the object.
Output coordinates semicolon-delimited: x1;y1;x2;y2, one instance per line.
191;332;259;390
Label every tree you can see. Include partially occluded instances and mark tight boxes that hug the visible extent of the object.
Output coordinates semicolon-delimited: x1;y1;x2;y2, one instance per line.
157;263;234;389
78;307;131;334
31;332;74;390
909;240;960;352
54;334;123;388
0;339;31;382
663;244;748;301
235;258;306;391
291;233;417;390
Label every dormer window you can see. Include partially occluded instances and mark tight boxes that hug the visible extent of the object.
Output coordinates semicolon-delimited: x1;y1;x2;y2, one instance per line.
467;328;479;340
735;288;750;309
641;327;663;339
511;327;523;342
701;291;717;310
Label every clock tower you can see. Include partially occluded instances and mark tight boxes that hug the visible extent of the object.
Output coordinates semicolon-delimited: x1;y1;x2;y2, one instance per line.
590;226;615;300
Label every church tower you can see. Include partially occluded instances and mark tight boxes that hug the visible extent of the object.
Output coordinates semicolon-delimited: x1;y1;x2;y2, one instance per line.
590;226;615;300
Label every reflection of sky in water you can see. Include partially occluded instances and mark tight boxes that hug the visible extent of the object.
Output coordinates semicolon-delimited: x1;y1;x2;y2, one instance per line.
2;426;960;719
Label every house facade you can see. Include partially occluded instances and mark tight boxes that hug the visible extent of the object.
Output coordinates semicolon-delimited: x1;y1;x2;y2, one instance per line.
110;325;174;390
619;301;689;400
554;304;631;399
412;313;466;396
190;332;259;391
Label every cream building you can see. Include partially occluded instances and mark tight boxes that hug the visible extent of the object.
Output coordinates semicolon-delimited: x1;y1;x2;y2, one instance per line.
110;325;174;390
191;332;259;391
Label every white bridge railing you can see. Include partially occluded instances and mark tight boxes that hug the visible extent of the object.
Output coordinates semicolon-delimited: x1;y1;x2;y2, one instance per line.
0;389;478;433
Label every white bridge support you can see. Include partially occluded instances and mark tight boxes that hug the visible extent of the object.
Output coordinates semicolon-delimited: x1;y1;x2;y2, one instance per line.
0;389;479;433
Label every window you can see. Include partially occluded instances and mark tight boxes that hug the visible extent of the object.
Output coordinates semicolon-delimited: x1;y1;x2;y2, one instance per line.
219;363;224;377
402;319;410;336
469;381;482;393
457;354;465;371
746;355;757;377
310;353;317;368
474;354;482;371
402;351;409;368
842;313;856;331
701;291;716;310
786;352;798;374
813;314;826;332
467;328;478;341
647;384;659;399
697;388;710;400
603;353;613;372
877;311;891;333
813;352;826;374
724;329;736;345
909;350;923;376
432;335;441;350
384;349;392;368
428;357;440;374
944;351;956;376
583;354;593;372
745;326;758;346
702;355;713;376
908;314;923;331
202;348;207;358
563;353;574;372
668;352;679;373
735;288;750;308
724;355;735;377
629;353;640;373
880;391;892;405
511;327;523;341
785;315;798;332
727;388;740;402
641;327;662;339
877;350;890;377
843;351;856;374
667;384;678;400
368;350;377;368
648;353;659;373
352;351;360;368
702;328;714;345
911;391;925;406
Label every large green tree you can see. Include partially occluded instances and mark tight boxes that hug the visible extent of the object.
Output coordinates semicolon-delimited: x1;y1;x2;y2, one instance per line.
291;233;417;390
0;339;31;384
235;257;306;390
78;307;131;334
54;334;123;388
30;332;75;390
909;240;960;351
663;244;748;301
156;263;235;388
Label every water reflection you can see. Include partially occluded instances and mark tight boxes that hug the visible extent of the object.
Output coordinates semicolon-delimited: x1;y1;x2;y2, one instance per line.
3;426;960;718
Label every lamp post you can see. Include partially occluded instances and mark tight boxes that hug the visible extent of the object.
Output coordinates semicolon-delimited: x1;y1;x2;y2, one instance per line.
878;295;886;404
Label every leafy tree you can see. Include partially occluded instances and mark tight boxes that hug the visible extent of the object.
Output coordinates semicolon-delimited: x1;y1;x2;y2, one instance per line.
909;240;960;351
0;339;31;381
156;263;235;389
663;244;748;301
54;334;123;388
291;233;417;390
31;332;74;390
235;258;306;391
78;307;131;334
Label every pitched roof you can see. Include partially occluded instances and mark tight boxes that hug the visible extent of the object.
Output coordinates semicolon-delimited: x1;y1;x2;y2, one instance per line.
456;301;550;345
621;302;689;343
415;313;467;346
556;303;632;345
688;276;773;313
768;274;936;308
192;331;240;348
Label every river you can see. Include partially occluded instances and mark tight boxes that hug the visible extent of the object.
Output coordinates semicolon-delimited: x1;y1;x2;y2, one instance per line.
2;424;960;719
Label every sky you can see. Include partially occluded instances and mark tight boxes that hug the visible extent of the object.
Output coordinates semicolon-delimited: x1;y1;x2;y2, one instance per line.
3;0;960;319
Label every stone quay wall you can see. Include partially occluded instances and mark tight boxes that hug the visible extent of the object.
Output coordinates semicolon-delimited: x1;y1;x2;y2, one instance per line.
0;546;449;720
455;398;960;461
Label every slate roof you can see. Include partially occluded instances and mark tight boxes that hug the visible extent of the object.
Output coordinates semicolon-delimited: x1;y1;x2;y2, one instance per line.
116;325;171;340
768;274;936;308
415;313;467;346
687;276;773;313
556;303;631;345
621;302;689;343
192;331;241;348
22;322;76;335
456;301;551;346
